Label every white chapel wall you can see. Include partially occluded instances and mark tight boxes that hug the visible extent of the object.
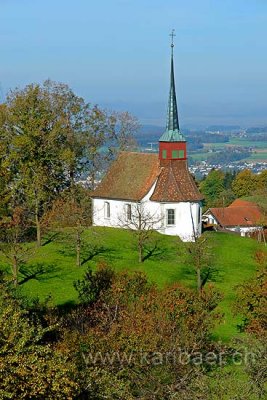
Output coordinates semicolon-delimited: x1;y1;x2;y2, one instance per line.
92;180;202;242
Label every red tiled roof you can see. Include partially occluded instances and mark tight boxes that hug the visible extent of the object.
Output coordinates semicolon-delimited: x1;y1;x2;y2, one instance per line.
92;152;203;202
150;159;203;202
228;199;257;208
91;152;160;201
208;205;262;227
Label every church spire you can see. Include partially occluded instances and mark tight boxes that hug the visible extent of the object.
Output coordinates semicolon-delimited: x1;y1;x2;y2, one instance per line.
158;30;187;162
159;29;185;142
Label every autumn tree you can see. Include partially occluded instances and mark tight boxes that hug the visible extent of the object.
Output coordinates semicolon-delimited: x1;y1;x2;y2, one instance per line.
0;207;33;286
1;80;89;246
67;265;222;399
184;234;216;292
83;109;139;190
108;110;139;153
234;250;267;399
0;281;78;399
232;169;258;197
257;170;267;192
235;250;267;335
44;185;92;267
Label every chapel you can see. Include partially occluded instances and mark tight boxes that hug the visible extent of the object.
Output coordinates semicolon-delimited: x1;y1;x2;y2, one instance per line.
92;34;203;242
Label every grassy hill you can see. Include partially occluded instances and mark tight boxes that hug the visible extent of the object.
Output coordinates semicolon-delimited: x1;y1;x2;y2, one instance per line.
0;228;263;342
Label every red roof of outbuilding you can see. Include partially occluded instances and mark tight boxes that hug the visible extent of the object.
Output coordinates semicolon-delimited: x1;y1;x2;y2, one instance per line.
208;204;263;227
228;199;257;208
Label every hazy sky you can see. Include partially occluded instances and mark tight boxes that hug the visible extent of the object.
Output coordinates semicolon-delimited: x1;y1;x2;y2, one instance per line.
1;0;267;127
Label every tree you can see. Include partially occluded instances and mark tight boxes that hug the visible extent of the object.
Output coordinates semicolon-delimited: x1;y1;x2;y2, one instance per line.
68;266;222;399
232;169;257;197
184;234;216;292
83;109;139;190
257;170;267;192
0;281;78;399
118;203;162;263
108;111;139;153
1;80;88;246
200;169;225;207
235;250;267;335
234;251;267;399
0;207;33;286
0;80;140;245
44;185;92;267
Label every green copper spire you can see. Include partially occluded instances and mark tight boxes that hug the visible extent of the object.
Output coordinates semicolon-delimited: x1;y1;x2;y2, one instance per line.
159;30;185;142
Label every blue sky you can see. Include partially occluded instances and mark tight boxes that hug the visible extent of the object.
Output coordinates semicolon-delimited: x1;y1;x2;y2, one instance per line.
1;0;267;127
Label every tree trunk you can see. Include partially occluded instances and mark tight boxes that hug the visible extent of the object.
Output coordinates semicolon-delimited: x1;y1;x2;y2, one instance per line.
76;229;81;267
35;197;41;247
138;243;143;263
12;254;18;287
197;268;202;293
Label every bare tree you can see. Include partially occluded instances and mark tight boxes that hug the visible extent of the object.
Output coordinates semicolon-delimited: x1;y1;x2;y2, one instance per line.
184;235;215;293
44;185;92;267
119;203;162;263
0;207;33;286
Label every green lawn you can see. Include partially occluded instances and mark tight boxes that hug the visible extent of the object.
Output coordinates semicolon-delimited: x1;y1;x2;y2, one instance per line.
0;228;262;342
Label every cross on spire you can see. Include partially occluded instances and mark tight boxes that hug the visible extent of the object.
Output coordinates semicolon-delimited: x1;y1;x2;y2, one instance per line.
169;29;176;49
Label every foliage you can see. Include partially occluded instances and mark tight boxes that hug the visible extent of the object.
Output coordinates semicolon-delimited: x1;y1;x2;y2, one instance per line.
232;169;258;197
74;262;114;304
235;250;267;335
0;207;33;286
183;235;217;292
200;169;225;207
0;80;139;247
0;281;78;399
68;265;222;399
44;184;92;266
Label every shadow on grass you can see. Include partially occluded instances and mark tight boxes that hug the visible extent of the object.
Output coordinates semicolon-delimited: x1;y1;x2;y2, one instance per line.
81;245;113;265
41;232;61;247
58;244;115;264
177;263;223;286
19;263;61;285
142;243;167;262
141;237;179;263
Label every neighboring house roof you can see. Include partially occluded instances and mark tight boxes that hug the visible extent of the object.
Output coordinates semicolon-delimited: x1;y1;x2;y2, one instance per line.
228;199;257;208
91;152;160;201
206;204;263;227
150;159;203;202
92;152;203;202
